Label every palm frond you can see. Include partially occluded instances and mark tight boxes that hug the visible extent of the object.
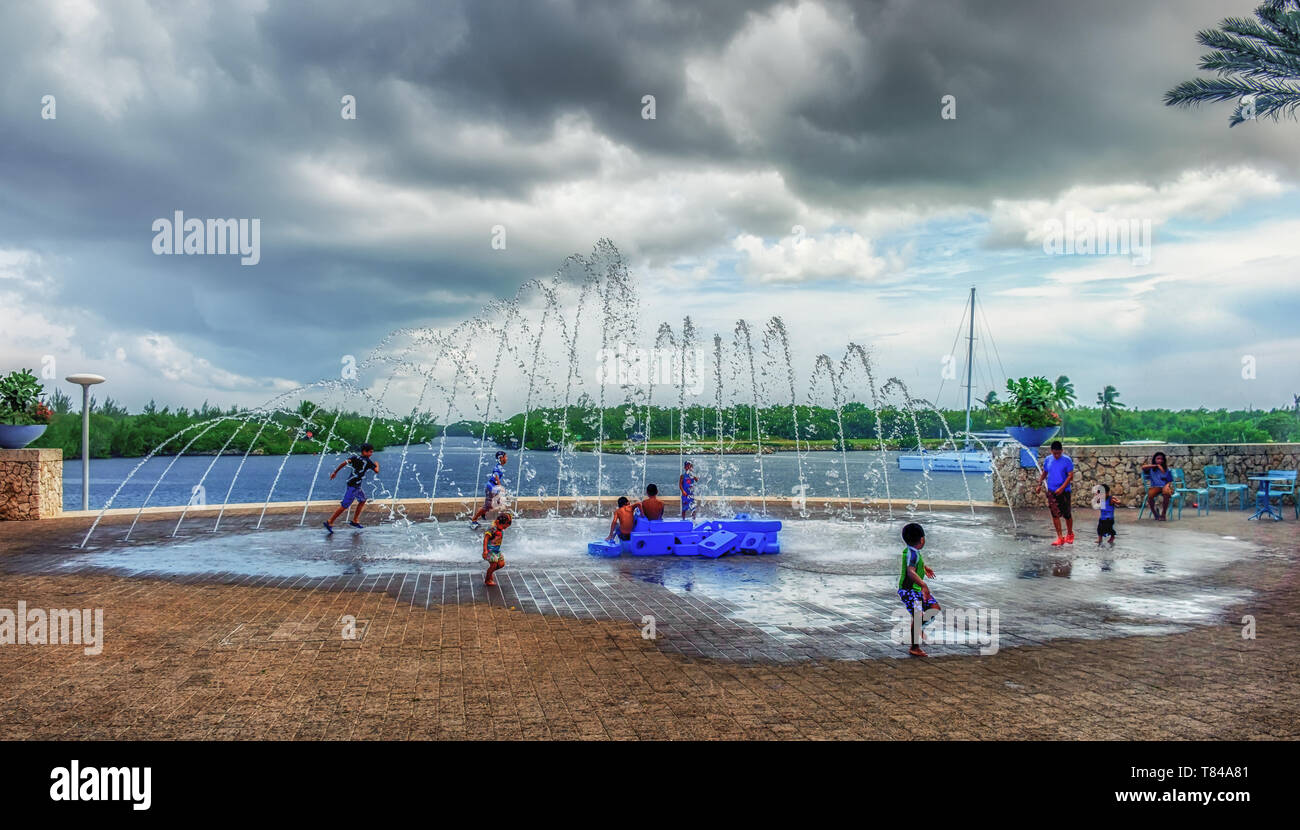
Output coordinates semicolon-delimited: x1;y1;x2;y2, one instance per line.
1168;1;1300;126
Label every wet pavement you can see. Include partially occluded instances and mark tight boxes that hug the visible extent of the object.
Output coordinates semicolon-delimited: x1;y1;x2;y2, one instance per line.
1;506;1296;739
2;509;1269;661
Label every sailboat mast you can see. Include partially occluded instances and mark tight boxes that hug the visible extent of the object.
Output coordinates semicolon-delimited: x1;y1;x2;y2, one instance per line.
964;286;975;445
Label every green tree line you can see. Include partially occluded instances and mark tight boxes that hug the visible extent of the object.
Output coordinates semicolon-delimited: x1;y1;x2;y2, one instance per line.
32;397;449;459
29;391;1300;459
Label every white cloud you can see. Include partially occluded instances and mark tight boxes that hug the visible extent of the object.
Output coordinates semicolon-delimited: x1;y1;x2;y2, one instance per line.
732;228;898;283
987;167;1287;248
124;333;298;394
0;247;301;409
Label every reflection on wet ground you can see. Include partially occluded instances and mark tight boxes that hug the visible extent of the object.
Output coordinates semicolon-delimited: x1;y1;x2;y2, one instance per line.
32;511;1264;661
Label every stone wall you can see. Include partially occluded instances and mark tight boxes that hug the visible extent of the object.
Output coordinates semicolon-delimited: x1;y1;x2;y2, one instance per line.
992;443;1300;509
0;449;64;520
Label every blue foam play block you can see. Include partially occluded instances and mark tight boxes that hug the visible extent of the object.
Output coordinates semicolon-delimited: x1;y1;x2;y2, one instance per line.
700;529;738;558
739;532;764;553
672;543;700;556
588;540;623;557
647;519;694;533
630;533;672;556
717;519;782;535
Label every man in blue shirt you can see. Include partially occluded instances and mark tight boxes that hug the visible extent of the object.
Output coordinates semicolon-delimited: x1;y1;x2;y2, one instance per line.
1037;440;1074;546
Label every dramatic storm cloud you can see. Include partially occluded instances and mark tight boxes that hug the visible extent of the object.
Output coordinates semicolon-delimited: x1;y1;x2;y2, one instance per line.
1;0;1296;411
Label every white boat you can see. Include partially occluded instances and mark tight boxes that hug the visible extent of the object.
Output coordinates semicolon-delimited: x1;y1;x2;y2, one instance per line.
898;287;1004;474
898;432;1013;473
898;448;993;473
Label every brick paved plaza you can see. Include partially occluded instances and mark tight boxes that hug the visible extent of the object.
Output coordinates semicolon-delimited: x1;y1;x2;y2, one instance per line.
1;506;1296;740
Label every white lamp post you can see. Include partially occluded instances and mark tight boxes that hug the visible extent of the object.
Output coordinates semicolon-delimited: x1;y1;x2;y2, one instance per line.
65;373;105;510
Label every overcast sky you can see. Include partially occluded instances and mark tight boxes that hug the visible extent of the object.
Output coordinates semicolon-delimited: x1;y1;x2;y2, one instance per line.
2;0;1298;416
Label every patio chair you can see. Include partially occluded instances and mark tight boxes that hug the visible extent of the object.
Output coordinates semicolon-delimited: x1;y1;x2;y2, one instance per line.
1263;470;1298;519
1137;468;1154;519
1203;465;1248;511
1170;468;1208;519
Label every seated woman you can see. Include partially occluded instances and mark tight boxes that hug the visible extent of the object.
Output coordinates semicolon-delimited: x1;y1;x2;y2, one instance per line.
1140;451;1174;521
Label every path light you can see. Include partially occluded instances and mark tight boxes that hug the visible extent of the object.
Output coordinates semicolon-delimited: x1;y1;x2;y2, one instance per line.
65;373;105;510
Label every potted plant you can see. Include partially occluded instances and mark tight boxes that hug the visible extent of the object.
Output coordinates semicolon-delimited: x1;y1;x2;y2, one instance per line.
0;369;54;449
997;376;1061;466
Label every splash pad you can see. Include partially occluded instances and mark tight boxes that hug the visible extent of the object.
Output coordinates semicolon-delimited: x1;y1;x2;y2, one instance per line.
78;240;1019;551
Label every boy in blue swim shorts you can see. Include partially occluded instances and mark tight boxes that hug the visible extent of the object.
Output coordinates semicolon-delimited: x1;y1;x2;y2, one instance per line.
470;450;508;529
324;443;379;533
679;460;697;520
898;522;940;657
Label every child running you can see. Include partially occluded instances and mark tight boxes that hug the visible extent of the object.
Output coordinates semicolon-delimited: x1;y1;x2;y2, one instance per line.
482;512;512;587
679;461;697;520
470;450;508;530
324;443;379;533
1096;484;1118;547
898;522;940;657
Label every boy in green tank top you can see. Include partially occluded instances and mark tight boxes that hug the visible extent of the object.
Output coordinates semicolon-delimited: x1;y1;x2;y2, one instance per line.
898;522;940;657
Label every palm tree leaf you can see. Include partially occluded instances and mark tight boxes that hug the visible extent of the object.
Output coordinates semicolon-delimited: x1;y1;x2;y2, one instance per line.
1197;35;1300;77
1169;1;1300;126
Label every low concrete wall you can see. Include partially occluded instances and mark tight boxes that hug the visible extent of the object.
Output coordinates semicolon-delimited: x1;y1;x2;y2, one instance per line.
0;444;996;524
0;449;63;520
992;443;1300;509
54;494;991;525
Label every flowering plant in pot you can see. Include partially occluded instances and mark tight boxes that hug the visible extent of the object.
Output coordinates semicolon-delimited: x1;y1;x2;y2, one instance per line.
996;376;1061;465
0;369;53;449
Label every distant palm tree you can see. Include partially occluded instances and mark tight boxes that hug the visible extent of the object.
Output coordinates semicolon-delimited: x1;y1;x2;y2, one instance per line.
1164;0;1300;126
1097;386;1126;435
980;391;1000;409
49;388;72;415
1052;375;1077;435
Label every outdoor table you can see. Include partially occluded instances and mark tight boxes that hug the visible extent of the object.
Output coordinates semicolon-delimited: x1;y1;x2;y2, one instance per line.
1248;475;1288;521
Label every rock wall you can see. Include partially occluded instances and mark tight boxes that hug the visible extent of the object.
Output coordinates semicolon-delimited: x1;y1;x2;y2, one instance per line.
0;449;63;520
992;443;1300;509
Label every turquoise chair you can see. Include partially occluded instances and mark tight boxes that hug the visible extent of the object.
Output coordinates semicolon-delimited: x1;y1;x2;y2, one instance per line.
1261;470;1298;519
1204;465;1248;511
1137;469;1155;519
1170;468;1208;519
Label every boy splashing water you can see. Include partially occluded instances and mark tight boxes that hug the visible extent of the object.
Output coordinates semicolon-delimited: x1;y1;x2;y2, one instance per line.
482;513;512;587
679;461;697;520
470;450;508;530
324;443;379;533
